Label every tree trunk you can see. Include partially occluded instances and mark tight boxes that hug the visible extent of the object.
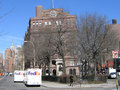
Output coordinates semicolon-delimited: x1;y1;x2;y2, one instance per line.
62;56;66;74
47;57;51;76
94;59;97;81
44;64;46;76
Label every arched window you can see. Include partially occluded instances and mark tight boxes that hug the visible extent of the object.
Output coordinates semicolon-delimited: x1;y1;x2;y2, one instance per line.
73;69;76;75
69;69;72;75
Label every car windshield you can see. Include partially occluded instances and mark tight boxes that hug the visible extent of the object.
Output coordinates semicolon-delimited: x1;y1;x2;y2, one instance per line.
111;72;116;74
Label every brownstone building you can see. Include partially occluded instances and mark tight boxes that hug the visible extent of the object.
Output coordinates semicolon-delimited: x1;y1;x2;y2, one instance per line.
24;6;79;76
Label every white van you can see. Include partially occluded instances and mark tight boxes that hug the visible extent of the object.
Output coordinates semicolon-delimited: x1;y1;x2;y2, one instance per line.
24;68;42;86
108;68;116;78
14;70;24;82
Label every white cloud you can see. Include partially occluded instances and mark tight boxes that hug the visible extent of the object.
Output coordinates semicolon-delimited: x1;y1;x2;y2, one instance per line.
0;35;23;41
0;35;24;54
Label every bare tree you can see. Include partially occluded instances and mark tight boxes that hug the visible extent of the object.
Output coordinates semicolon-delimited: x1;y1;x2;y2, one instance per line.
77;13;117;80
50;14;78;74
34;29;57;75
24;9;78;76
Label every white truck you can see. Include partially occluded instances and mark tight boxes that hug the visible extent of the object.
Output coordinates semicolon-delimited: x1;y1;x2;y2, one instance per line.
14;70;24;82
24;68;42;86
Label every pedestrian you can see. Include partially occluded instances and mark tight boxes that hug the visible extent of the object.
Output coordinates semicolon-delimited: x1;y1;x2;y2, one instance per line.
70;75;73;86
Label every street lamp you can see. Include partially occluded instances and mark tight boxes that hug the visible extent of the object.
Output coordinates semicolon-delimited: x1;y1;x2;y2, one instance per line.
24;41;35;68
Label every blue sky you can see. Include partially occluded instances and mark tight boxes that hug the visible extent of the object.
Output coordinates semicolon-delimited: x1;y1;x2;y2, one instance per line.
0;0;120;56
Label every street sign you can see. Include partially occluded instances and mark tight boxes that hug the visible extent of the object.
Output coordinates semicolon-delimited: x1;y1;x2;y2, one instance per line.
112;51;118;58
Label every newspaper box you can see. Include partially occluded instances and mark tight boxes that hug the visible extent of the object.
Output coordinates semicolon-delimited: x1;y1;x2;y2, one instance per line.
24;68;42;86
14;70;24;82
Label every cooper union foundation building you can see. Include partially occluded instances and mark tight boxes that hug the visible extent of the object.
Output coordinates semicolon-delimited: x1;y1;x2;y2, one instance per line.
24;6;79;76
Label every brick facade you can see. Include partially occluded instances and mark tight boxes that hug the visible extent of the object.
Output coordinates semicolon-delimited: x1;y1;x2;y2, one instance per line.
24;6;79;76
4;48;15;72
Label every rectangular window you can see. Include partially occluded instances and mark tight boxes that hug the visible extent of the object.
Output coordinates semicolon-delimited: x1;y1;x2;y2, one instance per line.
35;62;37;66
65;20;68;24
33;22;35;28
36;22;38;27
45;22;47;26
68;20;71;24
39;22;42;27
56;21;59;25
73;20;75;24
69;69;72;75
73;69;76;75
70;61;74;66
49;21;51;25
46;14;49;17
59;21;62;25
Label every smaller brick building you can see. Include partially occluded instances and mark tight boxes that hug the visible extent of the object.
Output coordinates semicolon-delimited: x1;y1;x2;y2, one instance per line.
4;48;15;72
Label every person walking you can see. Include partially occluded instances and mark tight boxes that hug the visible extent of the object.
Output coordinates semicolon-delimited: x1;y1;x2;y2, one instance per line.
70;75;73;86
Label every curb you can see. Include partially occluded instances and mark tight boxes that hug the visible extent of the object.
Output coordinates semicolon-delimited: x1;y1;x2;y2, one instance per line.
41;83;116;89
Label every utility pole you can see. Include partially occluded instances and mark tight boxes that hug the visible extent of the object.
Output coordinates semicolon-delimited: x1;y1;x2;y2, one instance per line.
115;59;118;90
112;51;119;90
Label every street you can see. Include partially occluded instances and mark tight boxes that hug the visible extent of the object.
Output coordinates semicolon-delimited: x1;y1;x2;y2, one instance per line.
0;76;118;90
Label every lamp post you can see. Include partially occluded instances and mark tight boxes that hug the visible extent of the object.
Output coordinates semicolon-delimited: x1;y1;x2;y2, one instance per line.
24;41;35;68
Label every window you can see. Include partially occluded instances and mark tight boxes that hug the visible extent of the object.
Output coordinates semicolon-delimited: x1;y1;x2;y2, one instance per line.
69;69;72;75
73;69;76;75
39;22;42;27
65;20;68;24
36;22;38;27
73;20;75;24
46;70;49;73
33;22;35;28
59;21;62;25
45;22;48;26
48;21;51;25
33;22;35;25
68;20;71;25
35;62;37;66
46;14;49;17
56;21;59;25
59;65;63;71
70;61;74;66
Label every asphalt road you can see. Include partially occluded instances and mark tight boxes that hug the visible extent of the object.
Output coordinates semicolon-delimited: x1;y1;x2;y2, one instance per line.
0;76;118;90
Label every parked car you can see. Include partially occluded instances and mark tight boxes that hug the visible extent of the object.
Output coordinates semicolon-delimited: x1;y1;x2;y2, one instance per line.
110;72;116;78
9;72;13;76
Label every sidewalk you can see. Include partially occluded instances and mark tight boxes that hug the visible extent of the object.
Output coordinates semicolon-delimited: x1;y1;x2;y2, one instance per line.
41;81;116;88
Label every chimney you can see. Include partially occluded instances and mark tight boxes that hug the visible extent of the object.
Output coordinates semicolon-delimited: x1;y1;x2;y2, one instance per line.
112;19;117;24
36;6;43;18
